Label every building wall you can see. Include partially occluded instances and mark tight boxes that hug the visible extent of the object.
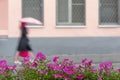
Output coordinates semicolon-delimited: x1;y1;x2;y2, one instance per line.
0;0;8;30
0;0;8;36
0;0;120;37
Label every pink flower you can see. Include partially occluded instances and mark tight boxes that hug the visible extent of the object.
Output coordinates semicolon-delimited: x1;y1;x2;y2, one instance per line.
46;63;54;71
63;58;69;63
87;60;93;66
36;52;46;61
53;56;59;63
9;65;17;70
70;60;74;64
63;66;76;75
0;60;7;67
0;70;3;74
0;60;8;70
38;70;47;75
61;58;69;66
23;56;30;65
99;61;113;74
82;58;87;64
98;77;102;80
99;62;112;69
54;63;62;71
30;62;38;69
77;74;84;80
64;77;71;80
92;69;98;73
115;68;120;73
53;74;64;79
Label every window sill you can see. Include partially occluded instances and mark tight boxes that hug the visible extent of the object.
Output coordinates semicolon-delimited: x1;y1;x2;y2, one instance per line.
56;25;86;28
0;30;8;36
26;25;44;28
99;25;120;28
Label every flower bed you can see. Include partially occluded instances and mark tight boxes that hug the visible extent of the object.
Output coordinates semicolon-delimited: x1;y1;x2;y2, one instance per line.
0;52;120;80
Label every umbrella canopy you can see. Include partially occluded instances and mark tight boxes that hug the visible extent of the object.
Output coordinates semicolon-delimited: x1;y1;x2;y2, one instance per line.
20;17;42;25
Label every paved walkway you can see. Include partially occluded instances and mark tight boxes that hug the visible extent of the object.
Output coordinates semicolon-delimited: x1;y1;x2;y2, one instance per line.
0;54;120;69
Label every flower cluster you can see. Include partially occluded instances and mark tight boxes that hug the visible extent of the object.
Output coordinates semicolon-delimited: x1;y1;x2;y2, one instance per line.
0;60;17;79
0;52;120;80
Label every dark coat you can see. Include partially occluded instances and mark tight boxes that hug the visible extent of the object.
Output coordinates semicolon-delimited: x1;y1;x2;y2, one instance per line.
17;27;32;52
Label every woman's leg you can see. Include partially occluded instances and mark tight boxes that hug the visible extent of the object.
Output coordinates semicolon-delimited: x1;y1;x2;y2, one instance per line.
29;51;34;59
29;51;34;62
14;51;22;64
15;51;19;61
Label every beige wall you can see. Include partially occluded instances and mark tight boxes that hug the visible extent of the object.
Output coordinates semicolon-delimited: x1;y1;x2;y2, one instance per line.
0;0;8;36
1;0;120;37
8;0;21;37
0;0;8;29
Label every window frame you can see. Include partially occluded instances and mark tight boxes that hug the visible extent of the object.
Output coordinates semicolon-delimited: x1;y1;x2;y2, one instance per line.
56;0;86;27
22;0;44;28
99;0;120;27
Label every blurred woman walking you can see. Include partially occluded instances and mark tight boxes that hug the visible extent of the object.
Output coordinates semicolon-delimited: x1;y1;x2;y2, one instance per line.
14;22;34;64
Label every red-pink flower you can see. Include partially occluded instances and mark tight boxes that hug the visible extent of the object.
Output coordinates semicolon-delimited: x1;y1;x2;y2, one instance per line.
63;66;76;75
64;77;71;80
77;74;84;80
98;77;102;80
53;74;64;79
61;58;69;66
0;60;8;70
36;52;46;60
30;62;38;69
53;56;59;63
99;61;113;74
46;63;54;71
115;68;120;73
0;60;7;67
87;60;93;66
38;70;47;75
92;69;98;73
82;58;87;64
54;63;62;71
99;61;112;69
63;58;69;63
0;70;3;74
23;56;30;65
9;65;17;70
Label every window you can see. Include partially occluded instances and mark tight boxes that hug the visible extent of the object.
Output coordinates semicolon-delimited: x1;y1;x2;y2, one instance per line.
56;0;85;25
99;0;118;25
22;0;44;25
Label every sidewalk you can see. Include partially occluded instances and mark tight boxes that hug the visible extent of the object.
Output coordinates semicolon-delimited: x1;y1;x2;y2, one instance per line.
0;54;120;69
